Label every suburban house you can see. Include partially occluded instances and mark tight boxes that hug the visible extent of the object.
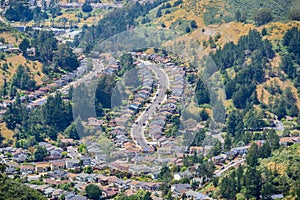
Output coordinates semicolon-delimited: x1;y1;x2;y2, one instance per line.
50;160;65;171
174;170;193;181
20;165;35;175
65;159;80;169
35;162;50;173
212;155;226;164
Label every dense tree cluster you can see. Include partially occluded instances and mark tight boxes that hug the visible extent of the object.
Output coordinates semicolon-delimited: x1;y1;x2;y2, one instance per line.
4;1;33;22
4;93;73;147
212;29;274;109
195;78;210;105
219;143;300;200
254;9;273;26
32;31;79;73
11;65;36;92
281;27;300;91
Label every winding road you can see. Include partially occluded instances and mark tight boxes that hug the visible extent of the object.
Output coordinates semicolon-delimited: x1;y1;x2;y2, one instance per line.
131;60;169;151
30;59;103;106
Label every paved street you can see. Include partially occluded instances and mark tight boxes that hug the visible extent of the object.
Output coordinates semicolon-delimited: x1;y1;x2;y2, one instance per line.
30;59;103;106
214;158;246;177
131;60;169;151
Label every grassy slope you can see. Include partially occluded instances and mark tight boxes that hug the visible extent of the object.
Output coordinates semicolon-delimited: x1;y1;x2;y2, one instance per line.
144;0;300;111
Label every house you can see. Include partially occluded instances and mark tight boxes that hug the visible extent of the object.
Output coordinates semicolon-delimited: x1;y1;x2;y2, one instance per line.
271;194;284;199
5;47;21;54
50;160;65;171
130;180;141;190
65;159;80;169
171;184;191;196
43;187;56;198
26;47;35;56
231;146;249;155
12;152;27;163
35;162;50;173
51;189;65;199
97;174;109;185
81;157;92;166
141;182;161;191
115;179;131;189
224;151;237;161
185;190;212;200
129;165;150;175
101;187;119;199
60;139;74;146
76;173;97;183
49;149;62;159
20;165;34;175
190;146;203;155
279;137;300;146
174;170;193;181
212;155;225;164
47;171;68;180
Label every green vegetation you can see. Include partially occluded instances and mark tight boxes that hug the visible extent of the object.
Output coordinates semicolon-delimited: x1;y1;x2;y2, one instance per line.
85;184;102;200
4;93;72;146
0;173;45;200
203;0;296;25
79;0;167;52
4;1;33;22
216;144;300;200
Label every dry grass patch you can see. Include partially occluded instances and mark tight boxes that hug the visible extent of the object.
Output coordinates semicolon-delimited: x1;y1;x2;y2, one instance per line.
0;54;44;86
0;123;14;143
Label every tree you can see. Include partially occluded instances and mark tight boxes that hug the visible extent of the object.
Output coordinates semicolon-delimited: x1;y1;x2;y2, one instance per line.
265;130;279;150
246;143;260;167
33;31;57;63
190;20;197;28
5;2;33;22
85;184;101;200
191;129;206;146
19;38;30;56
34;146;47;161
226;110;244;137
288;8;300;21
165;89;172;98
220;173;237;200
156;8;162;18
82;0;93;12
54;44;79;71
83;166;93;174
244;167;262;199
212;140;222;156
185;26;191;33
195;78;210;105
261;27;267;36
64;122;80;140
235;10;241;22
224;133;231;151
11;65;36;91
254;9;273;26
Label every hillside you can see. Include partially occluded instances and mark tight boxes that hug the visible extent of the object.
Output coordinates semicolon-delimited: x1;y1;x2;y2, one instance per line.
133;0;300;113
0;23;45;87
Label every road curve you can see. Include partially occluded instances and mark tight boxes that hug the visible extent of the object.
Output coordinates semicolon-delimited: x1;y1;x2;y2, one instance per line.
131;60;169;151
